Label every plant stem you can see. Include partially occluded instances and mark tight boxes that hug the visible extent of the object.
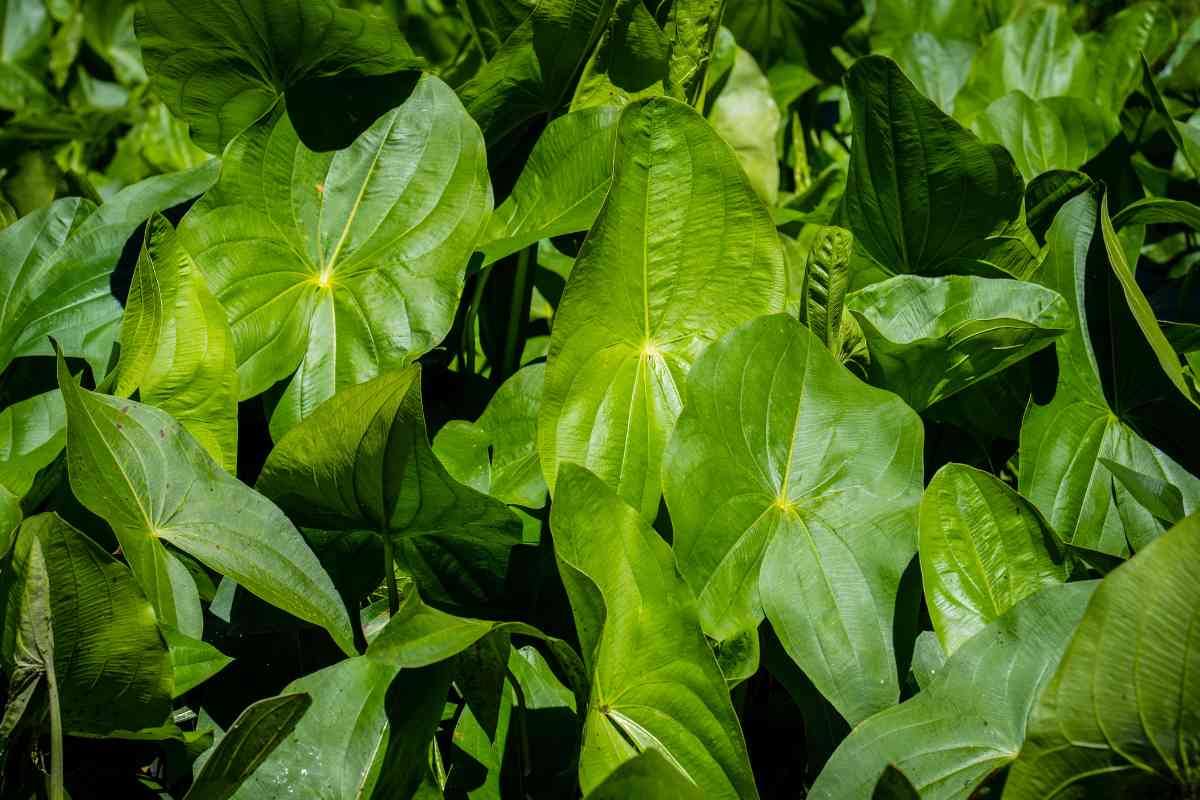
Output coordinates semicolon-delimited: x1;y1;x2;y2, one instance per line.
383;534;398;617
502;245;533;380
46;664;64;800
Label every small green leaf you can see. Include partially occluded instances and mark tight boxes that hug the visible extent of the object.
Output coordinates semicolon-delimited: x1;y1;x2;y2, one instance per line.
919;464;1068;654
708;47;782;206
162;627;232;698
56;349;355;656
1099;457;1186;525
184;693;310;800
847;274;1071;411
798;225;853;352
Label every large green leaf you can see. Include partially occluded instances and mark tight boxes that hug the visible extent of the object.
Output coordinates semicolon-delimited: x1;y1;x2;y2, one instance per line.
0;164;218;376
971;92;1119;182
0;389;64;501
1003;514;1200;799
550;465;758;798
846;274;1071;411
663;314;924;726
478;106;619;266
432;363;548;508
115;213;238;472
707;46;781;207
135;0;422;153
0;514;172;737
539;97;784;519
1019;191;1200;556
919;464;1067;655
229;658;447;800
56;351;355;656
457;0;618;145
178;75;491;437
841;55;1023;281
184;693;310;800
257;367;520;543
809;581;1096;800
1084;2;1176;114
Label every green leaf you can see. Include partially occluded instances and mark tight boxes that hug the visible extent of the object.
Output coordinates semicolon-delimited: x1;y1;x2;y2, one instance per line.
1099;192;1200;410
885;33;976;116
846;274;1071;411
724;0;862;80
433;363;548;508
971;92;1119;182
1141;53;1200;178
539;97;785;519
115;213;239;472
1025;170;1093;242
457;0;618;145
56;349;356;656
1099;457;1185;525
798;226;854;353
257;366;521;543
919;464;1068;655
707;46;782;206
954;7;1090;120
228;658;447;800
663;314;924;726
569;0;668;110
583;749;704;800
179;75;491;438
0;389;64;500
1019;191;1200;556
135;0;423;153
1004;513;1200;798
1084;2;1176;114
870;0;986;44
842;55;1023;280
809;582;1097;800
162;626;232;698
1112;197;1200;230
0;513;172;737
551;464;759;798
478;106;619;267
184;693;310;800
664;0;725;104
0;164;219;376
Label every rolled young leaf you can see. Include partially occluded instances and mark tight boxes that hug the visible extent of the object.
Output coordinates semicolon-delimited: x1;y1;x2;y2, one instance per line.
664;313;923;726
179;74;491;438
798;225;853;353
115;213;239;472
539;96;785;519
56;349;356;657
919;464;1068;654
847;274;1071;411
551;464;759;799
1003;513;1200;799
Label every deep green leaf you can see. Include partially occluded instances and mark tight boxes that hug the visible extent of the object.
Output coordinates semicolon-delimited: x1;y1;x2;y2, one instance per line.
539;97;785;519
663;313;924;725
871;765;920;800
136;0;423;153
162;626;232;698
551;464;759;798
846;274;1071;410
1099;457;1186;525
583;749;704;799
919;464;1067;654
1141;53;1200;178
842;55;1023;280
56;349;355;656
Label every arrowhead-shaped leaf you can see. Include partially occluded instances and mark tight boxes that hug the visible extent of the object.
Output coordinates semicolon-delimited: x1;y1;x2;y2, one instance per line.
539;96;785;519
56;350;355;656
663;313;924;725
179;75;491;437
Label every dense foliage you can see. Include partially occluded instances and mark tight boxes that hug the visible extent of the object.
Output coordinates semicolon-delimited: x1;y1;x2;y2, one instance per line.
1;0;1199;798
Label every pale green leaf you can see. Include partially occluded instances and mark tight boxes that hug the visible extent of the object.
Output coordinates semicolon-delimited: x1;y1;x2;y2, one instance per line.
971;92;1119;181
